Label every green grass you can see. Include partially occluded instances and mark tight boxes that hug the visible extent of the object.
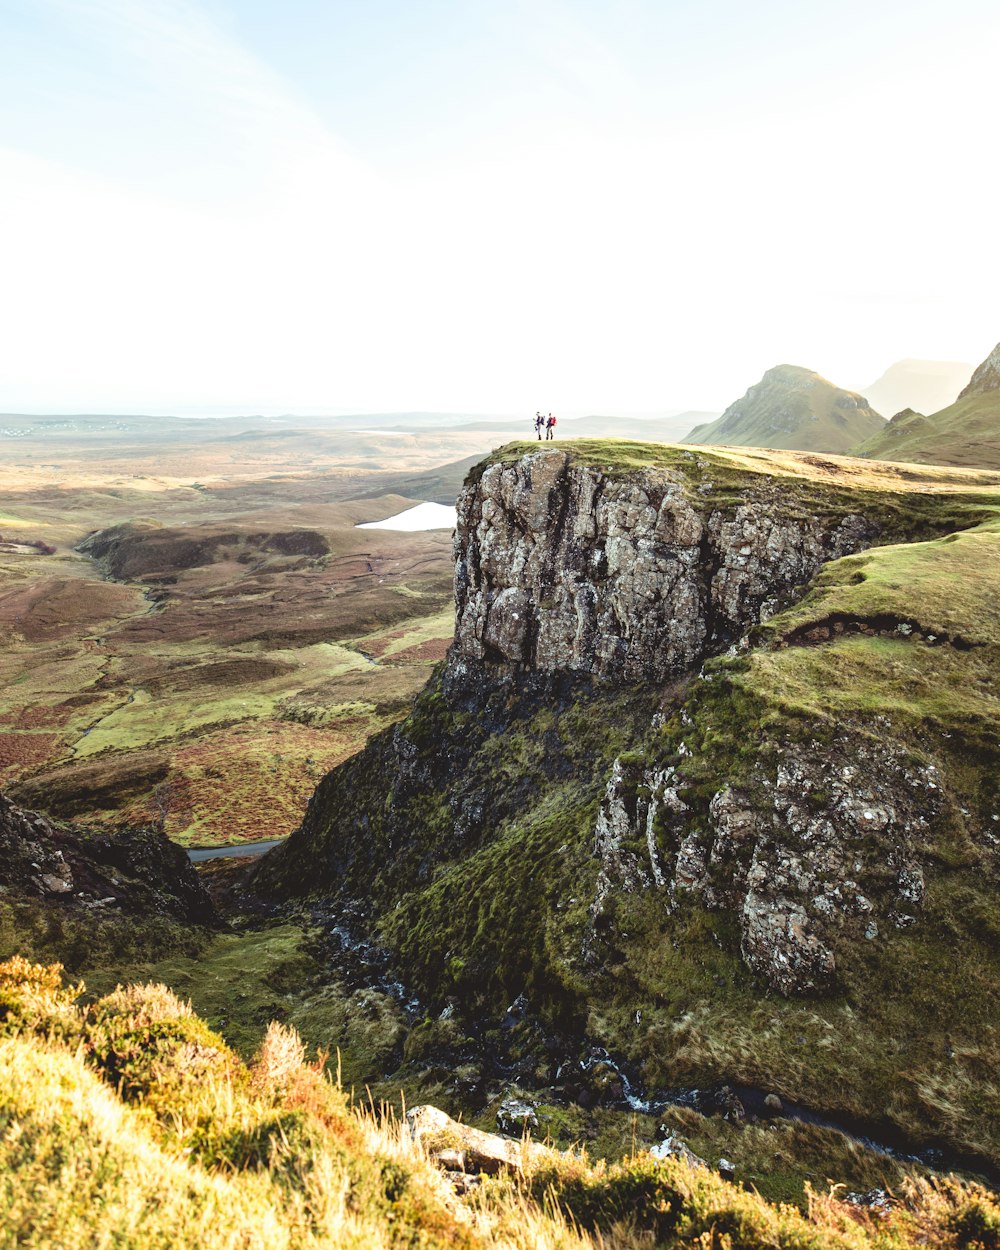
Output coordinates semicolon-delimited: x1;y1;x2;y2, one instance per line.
856;392;1000;468
576;516;1000;1165
762;520;1000;646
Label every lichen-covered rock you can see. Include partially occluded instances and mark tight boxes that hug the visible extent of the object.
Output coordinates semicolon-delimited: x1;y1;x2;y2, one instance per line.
591;758;680;929
454;451;877;684
592;734;943;995
496;1096;539;1137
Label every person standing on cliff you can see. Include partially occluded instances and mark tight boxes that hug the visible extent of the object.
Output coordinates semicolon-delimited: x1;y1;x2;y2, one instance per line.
533;411;545;439
545;413;557;440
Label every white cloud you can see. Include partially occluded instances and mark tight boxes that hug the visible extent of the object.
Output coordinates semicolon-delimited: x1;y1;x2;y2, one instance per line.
2;0;999;414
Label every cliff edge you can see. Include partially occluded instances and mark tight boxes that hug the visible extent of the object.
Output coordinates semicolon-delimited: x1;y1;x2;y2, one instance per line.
253;441;1000;1169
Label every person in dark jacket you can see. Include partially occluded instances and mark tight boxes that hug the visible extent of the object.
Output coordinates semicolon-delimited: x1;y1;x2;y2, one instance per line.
533;411;545;439
545;413;557;440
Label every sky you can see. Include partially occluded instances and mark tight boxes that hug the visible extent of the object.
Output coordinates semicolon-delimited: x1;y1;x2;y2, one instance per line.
1;0;999;416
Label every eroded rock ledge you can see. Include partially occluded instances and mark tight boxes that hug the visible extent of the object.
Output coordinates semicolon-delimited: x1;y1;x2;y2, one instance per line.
453;450;878;684
591;735;941;995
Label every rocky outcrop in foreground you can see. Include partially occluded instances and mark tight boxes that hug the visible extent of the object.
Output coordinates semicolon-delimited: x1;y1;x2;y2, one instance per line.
0;791;213;925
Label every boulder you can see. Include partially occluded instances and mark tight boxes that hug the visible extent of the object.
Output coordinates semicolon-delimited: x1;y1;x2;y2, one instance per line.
406;1105;552;1175
649;1135;707;1168
496;1097;539;1137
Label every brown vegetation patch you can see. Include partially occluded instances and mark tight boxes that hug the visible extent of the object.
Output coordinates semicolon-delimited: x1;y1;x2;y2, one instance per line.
7;751;171;820
0;578;141;642
79;523;332;580
0;704;75;729
0;733;64;785
120;722;366;845
385;638;451;664
143;657;297;694
361;630;407;659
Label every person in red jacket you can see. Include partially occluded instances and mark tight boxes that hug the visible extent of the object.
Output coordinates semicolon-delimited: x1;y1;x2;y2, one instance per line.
545;413;557;440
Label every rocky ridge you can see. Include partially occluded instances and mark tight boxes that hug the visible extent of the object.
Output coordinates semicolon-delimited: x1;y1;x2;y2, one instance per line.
958;340;1000;399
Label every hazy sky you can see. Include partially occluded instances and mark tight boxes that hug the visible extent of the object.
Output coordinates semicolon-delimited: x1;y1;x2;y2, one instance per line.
1;0;998;415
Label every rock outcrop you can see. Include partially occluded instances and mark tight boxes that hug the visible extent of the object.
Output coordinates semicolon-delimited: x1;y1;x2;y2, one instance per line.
0;791;214;925
453;451;877;684
257;446;958;995
407;1104;552;1175
591;735;942;994
250;441;1000;1175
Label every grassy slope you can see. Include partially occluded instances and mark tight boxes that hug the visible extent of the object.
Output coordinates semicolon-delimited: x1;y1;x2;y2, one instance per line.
4;956;1000;1250
855;394;1000;468
680;370;885;454
593;518;1000;1164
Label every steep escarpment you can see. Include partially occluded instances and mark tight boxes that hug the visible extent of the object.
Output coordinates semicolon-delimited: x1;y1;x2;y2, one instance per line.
254;442;1000;1171
452;448;877;683
257;442;926;919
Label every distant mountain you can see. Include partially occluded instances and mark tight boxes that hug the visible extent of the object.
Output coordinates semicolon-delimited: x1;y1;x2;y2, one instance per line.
859;359;973;420
682;364;885;453
856;341;1000;468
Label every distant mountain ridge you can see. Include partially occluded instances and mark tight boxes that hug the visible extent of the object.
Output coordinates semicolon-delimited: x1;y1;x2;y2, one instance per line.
857;340;1000;468
682;364;885;454
859;359;973;420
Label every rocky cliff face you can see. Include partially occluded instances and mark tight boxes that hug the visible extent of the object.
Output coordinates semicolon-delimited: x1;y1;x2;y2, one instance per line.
257;444;959;991
254;442;1000;1168
592;733;940;995
453;450;877;684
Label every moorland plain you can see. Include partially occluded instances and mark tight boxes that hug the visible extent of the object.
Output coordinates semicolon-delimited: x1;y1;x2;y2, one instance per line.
0;416;502;845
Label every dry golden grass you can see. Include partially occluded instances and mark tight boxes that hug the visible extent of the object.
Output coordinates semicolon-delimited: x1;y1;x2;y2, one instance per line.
1;958;998;1250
